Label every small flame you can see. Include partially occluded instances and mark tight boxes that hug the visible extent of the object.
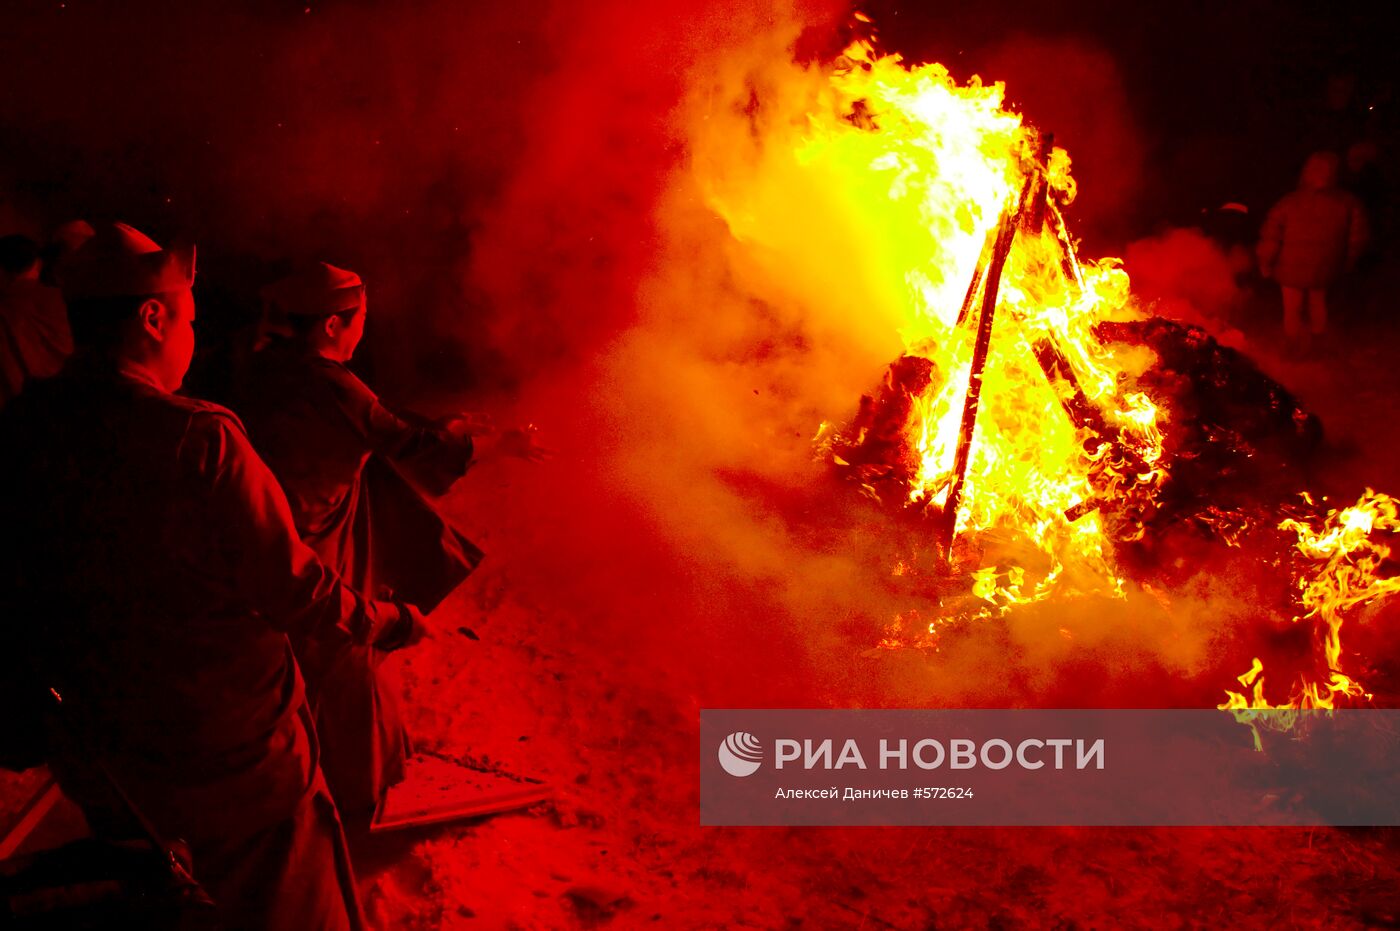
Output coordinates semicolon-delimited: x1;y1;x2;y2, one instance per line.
1220;491;1399;740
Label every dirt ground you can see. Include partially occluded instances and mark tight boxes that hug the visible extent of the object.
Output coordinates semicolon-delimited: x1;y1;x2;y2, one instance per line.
356;259;1400;929
3;264;1397;930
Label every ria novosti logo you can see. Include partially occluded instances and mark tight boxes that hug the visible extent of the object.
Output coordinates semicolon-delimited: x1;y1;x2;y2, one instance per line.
718;731;763;777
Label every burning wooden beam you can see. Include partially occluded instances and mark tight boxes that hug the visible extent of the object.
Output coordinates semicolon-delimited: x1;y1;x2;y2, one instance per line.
935;167;1042;557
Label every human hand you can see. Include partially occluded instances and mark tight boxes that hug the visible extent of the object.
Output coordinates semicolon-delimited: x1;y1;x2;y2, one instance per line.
497;424;554;463
378;602;432;651
445;411;497;440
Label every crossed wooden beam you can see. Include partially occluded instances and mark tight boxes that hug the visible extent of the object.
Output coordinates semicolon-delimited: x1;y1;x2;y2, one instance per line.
934;137;1150;558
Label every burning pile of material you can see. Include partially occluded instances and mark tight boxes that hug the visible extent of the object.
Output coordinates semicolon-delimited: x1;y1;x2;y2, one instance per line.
691;22;1400;716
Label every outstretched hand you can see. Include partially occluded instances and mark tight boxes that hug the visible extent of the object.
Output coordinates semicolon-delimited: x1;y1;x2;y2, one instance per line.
446;411;555;463
497;425;555;463
444;411;497;440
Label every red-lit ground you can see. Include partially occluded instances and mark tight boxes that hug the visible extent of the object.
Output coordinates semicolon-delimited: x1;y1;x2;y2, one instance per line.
2;294;1395;929
358;295;1400;928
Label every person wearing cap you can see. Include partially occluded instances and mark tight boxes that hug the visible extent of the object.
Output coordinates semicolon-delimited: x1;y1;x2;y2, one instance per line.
233;261;548;825
0;223;427;929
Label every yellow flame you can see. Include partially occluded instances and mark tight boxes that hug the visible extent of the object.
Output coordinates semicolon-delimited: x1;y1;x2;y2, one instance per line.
1220;491;1400;731
691;23;1400;717
698;38;1164;600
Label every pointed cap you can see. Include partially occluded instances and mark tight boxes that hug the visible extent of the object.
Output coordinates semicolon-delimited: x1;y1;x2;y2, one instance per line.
59;221;195;300
260;261;365;316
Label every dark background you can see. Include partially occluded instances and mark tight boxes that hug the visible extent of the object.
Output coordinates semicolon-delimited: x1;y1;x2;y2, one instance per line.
867;0;1395;238
1;0;1394;394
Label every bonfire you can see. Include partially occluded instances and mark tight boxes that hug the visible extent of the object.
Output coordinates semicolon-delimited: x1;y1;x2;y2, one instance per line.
698;23;1400;721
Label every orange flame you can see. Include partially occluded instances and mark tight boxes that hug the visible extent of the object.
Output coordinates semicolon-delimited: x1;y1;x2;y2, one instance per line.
1221;491;1400;730
690;23;1400;715
699;37;1165;602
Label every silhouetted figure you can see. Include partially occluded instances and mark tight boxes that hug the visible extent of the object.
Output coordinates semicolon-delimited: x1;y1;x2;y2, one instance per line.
0;224;427;929
38;219;96;287
1344;140;1388;257
0;233;73;406
1306;73;1368;159
233;262;547;824
1257;151;1368;354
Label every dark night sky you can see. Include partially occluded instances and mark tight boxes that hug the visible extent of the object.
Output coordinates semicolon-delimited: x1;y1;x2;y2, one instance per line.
1;0;1393;392
865;0;1395;233
3;0;1390;228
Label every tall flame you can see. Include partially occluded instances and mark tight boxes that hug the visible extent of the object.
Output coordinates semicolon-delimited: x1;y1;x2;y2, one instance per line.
698;37;1164;600
689;23;1400;711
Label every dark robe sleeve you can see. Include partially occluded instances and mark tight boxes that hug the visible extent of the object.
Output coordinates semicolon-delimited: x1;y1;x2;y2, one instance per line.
320;363;474;496
1257;197;1288;272
0;314;27;406
0;286;73;407
178;409;404;646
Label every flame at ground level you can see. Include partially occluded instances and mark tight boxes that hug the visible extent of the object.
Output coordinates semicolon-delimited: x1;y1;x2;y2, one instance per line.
1224;490;1400;726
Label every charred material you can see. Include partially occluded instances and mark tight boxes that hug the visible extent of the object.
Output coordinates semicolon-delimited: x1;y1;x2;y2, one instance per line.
1078;316;1325;583
827;314;1327;574
826;355;936;506
1099;317;1322;527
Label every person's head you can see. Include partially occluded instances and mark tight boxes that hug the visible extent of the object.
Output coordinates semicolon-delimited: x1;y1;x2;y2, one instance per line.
1325;73;1357;111
1347;139;1379;174
59;222;198;392
285;294;367;362
260;262;367;363
0;234;40;287
65;288;197;391
40;219;95;287
1299;151;1340;191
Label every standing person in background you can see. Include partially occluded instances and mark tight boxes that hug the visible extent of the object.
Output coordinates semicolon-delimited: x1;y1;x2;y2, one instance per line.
39;220;98;287
234;261;549;827
1257;151;1369;356
0;233;73;406
1345;140;1388;259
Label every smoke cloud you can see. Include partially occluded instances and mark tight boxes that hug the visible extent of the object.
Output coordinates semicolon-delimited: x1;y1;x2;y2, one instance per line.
1125;227;1251;347
0;1;1269;713
478;2;1262;711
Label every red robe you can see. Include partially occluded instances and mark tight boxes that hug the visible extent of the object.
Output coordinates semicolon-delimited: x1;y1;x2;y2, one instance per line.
235;340;482;818
0;357;404;929
0;280;72;407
